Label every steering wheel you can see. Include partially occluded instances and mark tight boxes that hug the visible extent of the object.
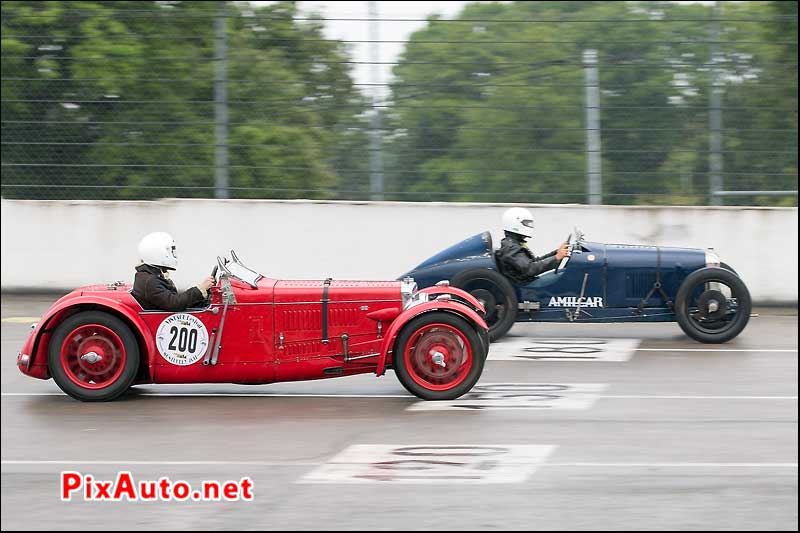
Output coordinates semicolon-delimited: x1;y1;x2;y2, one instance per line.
555;232;576;274
203;265;219;305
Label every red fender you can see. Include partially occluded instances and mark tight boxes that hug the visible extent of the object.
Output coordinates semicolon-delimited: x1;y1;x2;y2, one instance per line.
375;300;488;376
24;293;155;377
416;286;486;314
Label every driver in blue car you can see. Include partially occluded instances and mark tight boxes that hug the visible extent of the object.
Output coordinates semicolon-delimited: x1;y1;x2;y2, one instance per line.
131;232;215;311
496;207;570;283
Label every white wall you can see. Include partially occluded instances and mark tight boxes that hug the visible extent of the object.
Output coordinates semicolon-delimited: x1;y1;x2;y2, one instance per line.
1;199;797;303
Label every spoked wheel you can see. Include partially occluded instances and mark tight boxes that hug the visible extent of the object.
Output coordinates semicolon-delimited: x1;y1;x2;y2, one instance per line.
393;312;485;400
451;268;517;341
675;267;751;343
48;311;140;401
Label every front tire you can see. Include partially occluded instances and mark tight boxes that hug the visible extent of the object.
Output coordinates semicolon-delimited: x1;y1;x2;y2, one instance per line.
675;267;751;343
48;311;140;401
393;312;485;400
451;268;517;341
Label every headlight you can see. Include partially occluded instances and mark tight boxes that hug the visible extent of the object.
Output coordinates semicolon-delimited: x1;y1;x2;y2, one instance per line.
705;249;721;268
401;277;417;308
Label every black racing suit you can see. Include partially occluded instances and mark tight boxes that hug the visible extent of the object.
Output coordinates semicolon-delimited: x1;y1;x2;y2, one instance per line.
131;264;206;311
496;232;559;284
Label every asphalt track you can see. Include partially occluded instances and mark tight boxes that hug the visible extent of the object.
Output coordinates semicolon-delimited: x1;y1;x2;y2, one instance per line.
1;295;797;530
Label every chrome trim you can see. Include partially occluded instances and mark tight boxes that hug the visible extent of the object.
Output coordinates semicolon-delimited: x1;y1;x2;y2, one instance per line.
80;351;103;364
404;292;430;310
341;334;350;362
401;277;418;309
210;297;230;366
435;280;450;287
343;352;380;362
518;301;540;311
705;249;721;268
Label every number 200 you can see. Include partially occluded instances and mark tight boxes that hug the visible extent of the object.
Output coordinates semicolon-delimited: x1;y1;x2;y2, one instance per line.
168;326;198;353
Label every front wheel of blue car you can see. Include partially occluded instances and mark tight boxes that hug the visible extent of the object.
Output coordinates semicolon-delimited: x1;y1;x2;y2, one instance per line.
675;267;751;343
451;268;517;342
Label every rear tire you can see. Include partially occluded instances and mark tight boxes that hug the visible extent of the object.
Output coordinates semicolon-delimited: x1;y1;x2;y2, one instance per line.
393;312;485;400
451;268;517;341
48;311;140;401
675;267;751;344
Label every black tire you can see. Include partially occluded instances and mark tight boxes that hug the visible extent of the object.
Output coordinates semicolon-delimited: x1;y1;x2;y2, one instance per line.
48;311;140;401
393;312;485;400
451;268;517;342
720;262;739;276
675;267;751;344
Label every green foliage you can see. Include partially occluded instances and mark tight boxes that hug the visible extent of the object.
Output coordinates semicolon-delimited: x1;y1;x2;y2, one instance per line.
1;0;368;199
385;1;797;205
1;1;796;205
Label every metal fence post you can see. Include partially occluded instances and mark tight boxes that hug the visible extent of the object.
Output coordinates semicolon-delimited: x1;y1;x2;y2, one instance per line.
709;3;724;206
368;1;384;201
584;49;602;205
214;1;230;199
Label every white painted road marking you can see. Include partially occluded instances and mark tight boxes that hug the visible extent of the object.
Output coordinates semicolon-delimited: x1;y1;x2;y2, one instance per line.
300;444;557;484
489;338;641;362
1;392;796;400
635;348;797;352
1;316;40;323
2;460;795;468
406;383;608;411
1;460;319;466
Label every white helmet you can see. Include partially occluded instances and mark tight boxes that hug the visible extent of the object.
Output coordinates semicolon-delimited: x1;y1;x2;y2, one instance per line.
502;207;535;239
138;232;178;270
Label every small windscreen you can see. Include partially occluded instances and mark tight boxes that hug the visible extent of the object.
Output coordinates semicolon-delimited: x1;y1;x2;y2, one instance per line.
225;252;262;288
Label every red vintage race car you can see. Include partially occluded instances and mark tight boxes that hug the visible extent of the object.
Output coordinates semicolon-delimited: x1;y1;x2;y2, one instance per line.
17;251;489;402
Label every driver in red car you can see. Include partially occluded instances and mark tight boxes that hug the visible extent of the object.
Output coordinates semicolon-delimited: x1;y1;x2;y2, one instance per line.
496;207;570;284
131;232;215;311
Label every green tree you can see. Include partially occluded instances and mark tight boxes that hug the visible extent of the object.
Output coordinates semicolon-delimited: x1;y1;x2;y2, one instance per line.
1;1;368;199
384;1;797;205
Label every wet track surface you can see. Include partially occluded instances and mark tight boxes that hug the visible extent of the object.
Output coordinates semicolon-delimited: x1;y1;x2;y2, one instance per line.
2;295;797;530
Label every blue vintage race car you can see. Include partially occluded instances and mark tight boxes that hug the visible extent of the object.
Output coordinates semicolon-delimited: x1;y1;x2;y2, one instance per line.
400;228;751;343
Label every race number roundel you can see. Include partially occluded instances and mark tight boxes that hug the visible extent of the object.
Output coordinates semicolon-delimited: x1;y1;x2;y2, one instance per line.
156;313;209;366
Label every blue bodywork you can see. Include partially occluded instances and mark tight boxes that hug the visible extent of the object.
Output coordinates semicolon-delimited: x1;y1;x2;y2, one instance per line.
401;232;708;323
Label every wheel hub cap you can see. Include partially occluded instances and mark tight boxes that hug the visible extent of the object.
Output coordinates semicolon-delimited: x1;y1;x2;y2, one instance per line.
80;351;103;364
430;347;448;368
697;289;728;320
60;324;126;390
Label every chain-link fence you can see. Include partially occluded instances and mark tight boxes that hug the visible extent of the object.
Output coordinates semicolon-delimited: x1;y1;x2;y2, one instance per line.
1;1;797;205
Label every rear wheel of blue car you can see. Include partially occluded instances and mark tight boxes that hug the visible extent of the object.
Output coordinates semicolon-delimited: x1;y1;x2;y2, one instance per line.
451;268;517;341
393;312;485;400
675;267;751;343
48;311;140;402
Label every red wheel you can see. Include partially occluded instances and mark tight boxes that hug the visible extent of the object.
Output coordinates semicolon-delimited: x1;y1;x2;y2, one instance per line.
393;312;485;400
48;311;140;401
59;324;126;390
404;323;473;391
